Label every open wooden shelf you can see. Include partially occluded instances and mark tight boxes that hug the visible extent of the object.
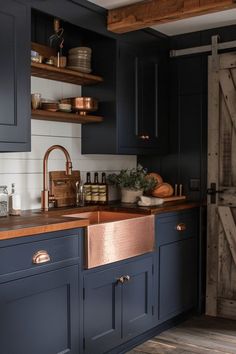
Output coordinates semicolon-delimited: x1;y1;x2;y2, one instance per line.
31;62;103;86
31;109;103;124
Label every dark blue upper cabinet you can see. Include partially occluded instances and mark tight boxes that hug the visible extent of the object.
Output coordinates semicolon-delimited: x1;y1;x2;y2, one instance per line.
0;1;30;152
117;42;168;155
82;34;169;155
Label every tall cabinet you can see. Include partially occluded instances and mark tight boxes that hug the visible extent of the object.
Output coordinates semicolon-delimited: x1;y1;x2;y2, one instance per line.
0;1;30;152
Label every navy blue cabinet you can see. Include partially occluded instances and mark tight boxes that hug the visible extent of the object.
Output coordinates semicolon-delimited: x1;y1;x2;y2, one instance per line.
0;266;79;354
155;210;199;323
83;255;154;354
0;1;30;152
0;230;81;354
82;34;169;156
117;42;168;155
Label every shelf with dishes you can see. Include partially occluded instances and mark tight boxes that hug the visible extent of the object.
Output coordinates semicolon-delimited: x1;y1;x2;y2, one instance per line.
31;42;103;86
31;109;103;124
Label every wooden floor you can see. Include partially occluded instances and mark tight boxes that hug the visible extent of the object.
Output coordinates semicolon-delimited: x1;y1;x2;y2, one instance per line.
127;316;236;354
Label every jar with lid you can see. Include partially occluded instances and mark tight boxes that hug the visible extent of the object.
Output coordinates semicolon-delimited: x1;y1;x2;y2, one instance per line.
0;186;8;217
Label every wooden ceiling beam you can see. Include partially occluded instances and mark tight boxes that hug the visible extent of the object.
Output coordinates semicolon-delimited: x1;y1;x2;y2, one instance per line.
108;0;236;33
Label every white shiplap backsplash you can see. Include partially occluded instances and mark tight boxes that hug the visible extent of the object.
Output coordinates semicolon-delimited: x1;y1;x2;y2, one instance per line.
0;77;137;210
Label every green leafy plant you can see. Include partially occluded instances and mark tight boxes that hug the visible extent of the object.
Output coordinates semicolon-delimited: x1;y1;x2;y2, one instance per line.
107;165;157;192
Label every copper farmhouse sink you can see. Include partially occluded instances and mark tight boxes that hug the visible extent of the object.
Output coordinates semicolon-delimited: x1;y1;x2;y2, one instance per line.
64;211;154;268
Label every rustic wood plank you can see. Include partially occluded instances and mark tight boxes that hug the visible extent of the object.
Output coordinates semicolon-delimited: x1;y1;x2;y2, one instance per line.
220;52;236;70
218;206;236;266
31;62;103;86
220;69;236;132
128;316;236;354
219;93;233;187
206;57;220;316
218;298;236;321
108;0;236;33
31;109;103;124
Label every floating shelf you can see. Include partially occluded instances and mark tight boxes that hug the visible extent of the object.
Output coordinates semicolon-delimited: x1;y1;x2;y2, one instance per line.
31;62;103;86
31;109;103;124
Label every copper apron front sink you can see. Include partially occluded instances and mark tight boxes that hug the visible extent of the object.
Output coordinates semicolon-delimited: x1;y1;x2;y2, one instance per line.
64;211;154;268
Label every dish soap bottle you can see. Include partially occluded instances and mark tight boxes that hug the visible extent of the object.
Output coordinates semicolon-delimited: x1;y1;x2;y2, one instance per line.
9;183;21;216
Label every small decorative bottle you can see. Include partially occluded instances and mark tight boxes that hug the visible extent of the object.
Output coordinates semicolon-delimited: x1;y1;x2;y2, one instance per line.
0;186;8;217
91;172;99;204
84;172;92;204
98;172;108;204
9;183;21;216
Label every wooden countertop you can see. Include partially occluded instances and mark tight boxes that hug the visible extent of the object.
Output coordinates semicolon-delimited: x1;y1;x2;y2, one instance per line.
0;201;200;241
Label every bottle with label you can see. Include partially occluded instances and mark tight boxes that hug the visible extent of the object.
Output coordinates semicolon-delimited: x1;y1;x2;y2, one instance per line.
99;172;108;204
84;173;92;204
9;183;21;216
91;172;99;204
0;185;8;217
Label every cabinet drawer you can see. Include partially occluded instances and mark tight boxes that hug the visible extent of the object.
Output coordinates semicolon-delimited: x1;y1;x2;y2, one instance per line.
156;210;198;245
0;234;80;276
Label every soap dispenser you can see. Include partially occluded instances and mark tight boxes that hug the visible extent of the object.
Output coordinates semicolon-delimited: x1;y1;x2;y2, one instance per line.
9;183;21;216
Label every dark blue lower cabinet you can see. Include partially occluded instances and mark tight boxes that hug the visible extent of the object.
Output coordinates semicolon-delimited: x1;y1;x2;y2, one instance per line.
83;255;154;354
159;238;198;322
0;266;80;354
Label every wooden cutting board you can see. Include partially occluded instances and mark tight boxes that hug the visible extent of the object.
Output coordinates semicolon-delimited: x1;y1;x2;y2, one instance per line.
162;196;186;203
49;170;80;207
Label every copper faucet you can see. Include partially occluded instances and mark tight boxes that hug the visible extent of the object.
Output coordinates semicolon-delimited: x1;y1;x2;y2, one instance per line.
41;145;72;211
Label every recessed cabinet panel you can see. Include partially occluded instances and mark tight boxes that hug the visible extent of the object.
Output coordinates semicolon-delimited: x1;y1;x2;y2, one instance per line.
0;266;79;354
0;1;30;151
122;256;153;339
84;267;122;354
159;238;198;321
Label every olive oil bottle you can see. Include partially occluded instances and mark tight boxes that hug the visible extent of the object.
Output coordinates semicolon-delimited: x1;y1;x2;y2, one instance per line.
84;172;92;204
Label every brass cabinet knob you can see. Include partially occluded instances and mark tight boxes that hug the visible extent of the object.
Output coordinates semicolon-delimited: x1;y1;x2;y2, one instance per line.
32;250;51;264
117;276;125;284
117;275;131;284
176;223;186;232
123;275;131;283
139;135;150;140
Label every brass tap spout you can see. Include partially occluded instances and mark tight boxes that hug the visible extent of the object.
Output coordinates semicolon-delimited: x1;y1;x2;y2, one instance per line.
41;145;72;211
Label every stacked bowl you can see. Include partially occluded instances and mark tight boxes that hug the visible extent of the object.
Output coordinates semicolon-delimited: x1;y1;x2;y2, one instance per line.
67;47;92;73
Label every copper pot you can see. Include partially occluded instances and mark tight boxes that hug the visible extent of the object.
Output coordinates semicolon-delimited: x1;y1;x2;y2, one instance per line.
60;97;98;115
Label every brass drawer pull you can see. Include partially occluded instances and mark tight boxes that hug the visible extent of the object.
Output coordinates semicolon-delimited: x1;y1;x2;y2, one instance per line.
117;275;131;284
176;223;186;232
32;250;51;264
123;275;130;283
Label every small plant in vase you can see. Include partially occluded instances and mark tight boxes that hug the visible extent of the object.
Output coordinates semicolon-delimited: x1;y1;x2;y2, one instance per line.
107;165;157;203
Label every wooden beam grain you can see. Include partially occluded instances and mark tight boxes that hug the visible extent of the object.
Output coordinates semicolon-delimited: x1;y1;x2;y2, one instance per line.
108;0;236;33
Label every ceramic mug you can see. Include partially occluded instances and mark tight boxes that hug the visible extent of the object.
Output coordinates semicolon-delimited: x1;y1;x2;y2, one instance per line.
31;93;41;110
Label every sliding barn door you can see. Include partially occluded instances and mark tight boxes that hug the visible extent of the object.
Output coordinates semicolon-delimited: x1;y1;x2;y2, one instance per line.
207;52;236;319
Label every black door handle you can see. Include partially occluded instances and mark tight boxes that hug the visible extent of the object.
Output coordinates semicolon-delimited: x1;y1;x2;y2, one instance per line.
207;183;223;204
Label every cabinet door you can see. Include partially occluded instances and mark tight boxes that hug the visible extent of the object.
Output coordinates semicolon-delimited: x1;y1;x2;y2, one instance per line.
118;42;167;155
122;256;154;340
0;1;30;152
159;238;198;322
83;267;122;354
0;266;79;354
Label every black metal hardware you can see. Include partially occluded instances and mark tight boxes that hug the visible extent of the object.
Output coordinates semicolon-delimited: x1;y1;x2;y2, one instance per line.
207;182;223;204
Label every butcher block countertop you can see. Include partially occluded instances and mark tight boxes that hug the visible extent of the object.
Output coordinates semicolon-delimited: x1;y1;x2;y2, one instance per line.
0;201;200;241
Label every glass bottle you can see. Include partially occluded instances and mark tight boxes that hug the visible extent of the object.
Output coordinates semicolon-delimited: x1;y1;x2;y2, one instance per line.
0;185;8;217
9;183;21;216
91;172;99;204
99;172;108;204
84;172;92;204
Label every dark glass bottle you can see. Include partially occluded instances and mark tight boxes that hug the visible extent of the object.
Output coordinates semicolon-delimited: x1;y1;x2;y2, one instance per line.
91;172;99;204
84;172;92;204
99;172;108;204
